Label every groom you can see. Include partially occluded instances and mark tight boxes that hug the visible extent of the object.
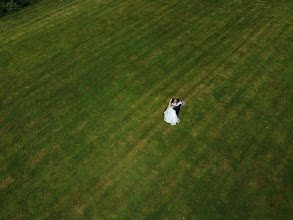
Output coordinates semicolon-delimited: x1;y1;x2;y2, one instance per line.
173;99;182;116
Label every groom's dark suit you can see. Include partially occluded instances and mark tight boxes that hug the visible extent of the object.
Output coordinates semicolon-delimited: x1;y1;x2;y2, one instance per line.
173;104;181;116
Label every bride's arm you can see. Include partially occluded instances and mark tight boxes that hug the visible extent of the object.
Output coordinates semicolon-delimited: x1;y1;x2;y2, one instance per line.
172;102;182;107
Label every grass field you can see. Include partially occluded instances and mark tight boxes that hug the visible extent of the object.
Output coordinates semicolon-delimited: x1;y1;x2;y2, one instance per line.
1;0;292;218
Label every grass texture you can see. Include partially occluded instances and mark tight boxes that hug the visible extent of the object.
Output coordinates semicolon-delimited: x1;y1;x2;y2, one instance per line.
0;0;292;218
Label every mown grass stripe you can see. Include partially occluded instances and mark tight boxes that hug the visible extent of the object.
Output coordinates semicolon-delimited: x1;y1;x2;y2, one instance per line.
0;1;84;44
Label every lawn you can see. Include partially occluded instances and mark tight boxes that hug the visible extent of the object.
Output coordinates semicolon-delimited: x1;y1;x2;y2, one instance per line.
0;0;292;218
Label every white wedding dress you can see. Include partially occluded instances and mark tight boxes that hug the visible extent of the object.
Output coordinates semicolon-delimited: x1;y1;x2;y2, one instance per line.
164;99;180;125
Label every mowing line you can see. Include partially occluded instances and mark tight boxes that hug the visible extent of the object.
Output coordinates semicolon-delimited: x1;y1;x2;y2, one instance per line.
0;0;83;44
186;21;277;131
0;0;81;31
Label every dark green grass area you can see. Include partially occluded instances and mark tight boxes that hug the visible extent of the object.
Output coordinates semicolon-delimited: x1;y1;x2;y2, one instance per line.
1;0;292;218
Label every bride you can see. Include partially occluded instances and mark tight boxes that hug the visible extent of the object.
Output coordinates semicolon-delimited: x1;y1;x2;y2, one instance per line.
164;99;180;125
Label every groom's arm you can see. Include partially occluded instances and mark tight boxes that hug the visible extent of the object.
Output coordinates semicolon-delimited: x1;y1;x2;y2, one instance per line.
171;102;182;107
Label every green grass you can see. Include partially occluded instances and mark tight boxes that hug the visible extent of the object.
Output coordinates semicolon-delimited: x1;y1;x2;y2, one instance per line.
1;0;292;218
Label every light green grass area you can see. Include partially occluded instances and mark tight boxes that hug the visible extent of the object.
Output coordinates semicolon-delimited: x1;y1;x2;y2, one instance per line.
1;0;292;218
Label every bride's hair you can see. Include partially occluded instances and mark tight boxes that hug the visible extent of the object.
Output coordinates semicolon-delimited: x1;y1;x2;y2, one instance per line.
171;98;176;103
